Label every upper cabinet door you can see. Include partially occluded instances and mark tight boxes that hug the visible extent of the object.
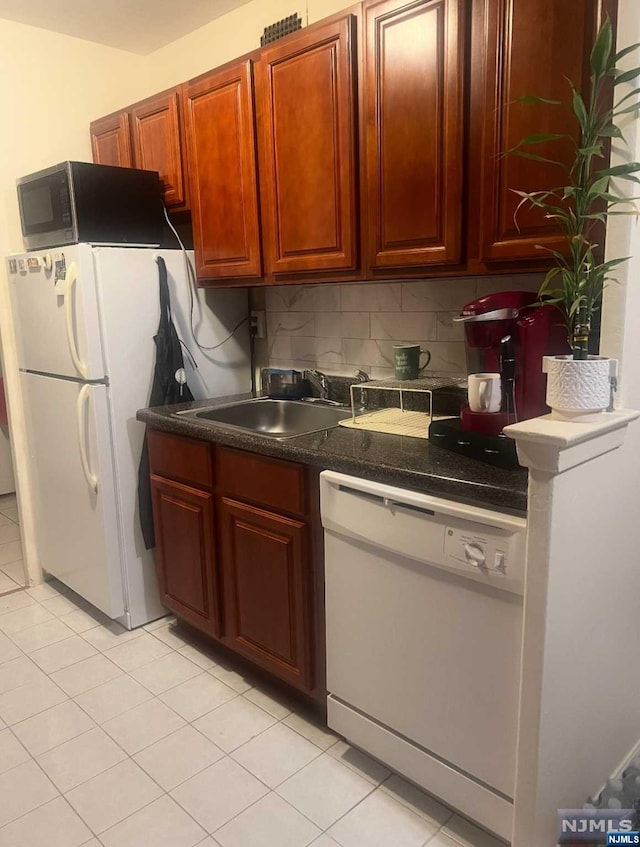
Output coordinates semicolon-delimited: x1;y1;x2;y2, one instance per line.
183;61;262;281
364;0;464;270
90;112;132;168
472;0;602;264
131;90;188;209
256;16;358;276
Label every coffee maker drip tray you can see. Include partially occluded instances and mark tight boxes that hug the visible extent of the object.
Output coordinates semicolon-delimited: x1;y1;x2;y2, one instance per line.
428;418;521;470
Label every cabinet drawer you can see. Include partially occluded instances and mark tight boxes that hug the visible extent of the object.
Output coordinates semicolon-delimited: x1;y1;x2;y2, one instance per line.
217;447;307;516
147;429;213;489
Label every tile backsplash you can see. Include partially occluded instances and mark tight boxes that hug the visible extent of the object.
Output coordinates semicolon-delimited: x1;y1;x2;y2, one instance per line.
262;274;543;380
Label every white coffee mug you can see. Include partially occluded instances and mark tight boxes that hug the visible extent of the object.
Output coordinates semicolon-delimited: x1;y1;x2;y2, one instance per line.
468;373;502;413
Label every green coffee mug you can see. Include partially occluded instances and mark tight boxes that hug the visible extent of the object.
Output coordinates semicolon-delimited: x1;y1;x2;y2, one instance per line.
393;345;431;380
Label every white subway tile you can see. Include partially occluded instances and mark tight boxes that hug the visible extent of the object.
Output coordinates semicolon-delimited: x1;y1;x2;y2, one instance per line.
401;279;477;312
436;312;465;342
343;339;393;369
370;312;437;341
266;285;341;312
316;312;370;339
476;273;543;297
268;336;292;360
425;342;467;373
266;312;315;338
290;338;344;365
341;283;402;312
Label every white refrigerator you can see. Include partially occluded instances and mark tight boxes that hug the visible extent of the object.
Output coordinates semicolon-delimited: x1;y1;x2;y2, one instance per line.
7;245;251;628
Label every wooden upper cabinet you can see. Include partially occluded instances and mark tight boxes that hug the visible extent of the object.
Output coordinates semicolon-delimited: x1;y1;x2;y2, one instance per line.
256;15;358;276
219;497;312;691
471;0;603;264
90;112;132;168
131;90;188;209
364;0;464;270
183;61;262;281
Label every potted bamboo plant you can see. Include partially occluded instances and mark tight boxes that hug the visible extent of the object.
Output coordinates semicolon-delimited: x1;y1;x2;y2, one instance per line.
511;18;640;421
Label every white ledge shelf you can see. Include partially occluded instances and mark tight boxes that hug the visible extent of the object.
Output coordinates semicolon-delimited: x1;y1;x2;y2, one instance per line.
504;409;640;473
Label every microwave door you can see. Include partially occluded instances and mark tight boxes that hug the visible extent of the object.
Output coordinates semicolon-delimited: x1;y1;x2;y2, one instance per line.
18;167;75;250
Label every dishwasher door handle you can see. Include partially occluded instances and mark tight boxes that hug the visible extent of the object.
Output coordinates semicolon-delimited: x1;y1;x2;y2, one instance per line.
337;485;435;517
383;498;435;517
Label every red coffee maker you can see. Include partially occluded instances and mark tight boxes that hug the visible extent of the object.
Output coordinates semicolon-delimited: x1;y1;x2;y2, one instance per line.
429;291;568;468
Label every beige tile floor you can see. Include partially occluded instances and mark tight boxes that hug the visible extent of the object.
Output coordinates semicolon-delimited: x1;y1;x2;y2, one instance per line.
0;580;507;847
0;493;24;595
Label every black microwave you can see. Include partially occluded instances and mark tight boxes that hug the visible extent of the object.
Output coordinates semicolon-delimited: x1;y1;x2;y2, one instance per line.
17;161;164;251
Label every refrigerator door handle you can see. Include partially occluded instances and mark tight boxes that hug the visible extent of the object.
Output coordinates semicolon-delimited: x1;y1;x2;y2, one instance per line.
77;384;98;493
64;262;88;379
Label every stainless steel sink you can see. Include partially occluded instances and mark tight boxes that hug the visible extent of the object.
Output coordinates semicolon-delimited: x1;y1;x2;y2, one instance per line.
177;398;351;439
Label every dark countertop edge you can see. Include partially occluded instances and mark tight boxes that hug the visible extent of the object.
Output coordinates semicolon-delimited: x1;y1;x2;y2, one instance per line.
137;397;528;517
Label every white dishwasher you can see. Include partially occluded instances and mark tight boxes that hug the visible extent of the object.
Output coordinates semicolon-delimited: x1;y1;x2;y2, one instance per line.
321;471;526;842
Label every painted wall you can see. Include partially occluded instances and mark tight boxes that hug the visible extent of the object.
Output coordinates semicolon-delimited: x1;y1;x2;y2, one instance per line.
142;0;350;94
0;20;149;583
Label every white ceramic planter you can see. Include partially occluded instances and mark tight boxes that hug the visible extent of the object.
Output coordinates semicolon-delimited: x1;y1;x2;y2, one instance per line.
542;355;618;422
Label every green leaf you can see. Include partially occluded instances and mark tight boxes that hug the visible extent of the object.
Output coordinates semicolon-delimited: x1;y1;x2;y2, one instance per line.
614;87;640;109
614;102;640;116
615;67;640;86
591;19;613;79
511;150;566;166
597;125;624;139
539;267;561;293
570;82;588;130
508;133;572;150
597;162;640;177
599;256;631;272
511;190;566;216
588;176;610;196
578;144;604;156
512;94;562;106
614;42;640;63
598;193;640;204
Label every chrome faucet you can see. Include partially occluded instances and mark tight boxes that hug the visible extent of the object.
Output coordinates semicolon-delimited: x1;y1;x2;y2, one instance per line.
304;369;330;400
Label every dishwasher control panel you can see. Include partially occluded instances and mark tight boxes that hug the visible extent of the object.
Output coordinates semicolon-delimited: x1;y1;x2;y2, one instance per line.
320;470;527;595
445;526;511;576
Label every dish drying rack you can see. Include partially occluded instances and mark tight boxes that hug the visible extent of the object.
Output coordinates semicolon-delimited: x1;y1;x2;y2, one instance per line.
340;376;467;440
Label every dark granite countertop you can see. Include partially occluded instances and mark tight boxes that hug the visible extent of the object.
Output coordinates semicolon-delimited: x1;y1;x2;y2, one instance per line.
137;395;528;515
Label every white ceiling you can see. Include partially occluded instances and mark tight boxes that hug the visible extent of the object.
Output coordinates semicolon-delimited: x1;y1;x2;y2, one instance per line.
0;0;253;54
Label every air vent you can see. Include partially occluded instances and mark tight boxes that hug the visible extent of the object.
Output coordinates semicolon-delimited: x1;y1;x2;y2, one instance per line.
260;14;302;46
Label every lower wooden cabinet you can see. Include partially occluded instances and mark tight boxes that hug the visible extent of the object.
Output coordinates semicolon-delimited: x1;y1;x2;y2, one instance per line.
219;497;311;690
147;431;321;698
150;474;221;636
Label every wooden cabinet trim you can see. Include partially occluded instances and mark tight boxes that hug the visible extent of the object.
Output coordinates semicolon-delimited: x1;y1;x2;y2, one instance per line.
151;474;221;636
219;496;313;690
216;446;308;517
472;0;603;265
256;14;359;275
183;60;263;281
90;111;133;168
131;89;188;208
363;0;465;270
147;429;214;490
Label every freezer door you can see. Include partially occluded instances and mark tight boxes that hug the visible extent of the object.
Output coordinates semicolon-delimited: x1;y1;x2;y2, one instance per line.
22;372;124;617
8;245;106;380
